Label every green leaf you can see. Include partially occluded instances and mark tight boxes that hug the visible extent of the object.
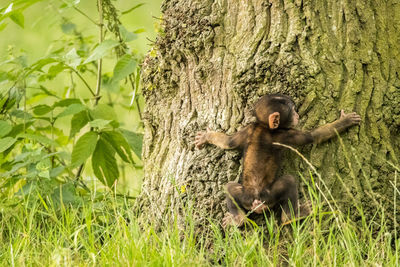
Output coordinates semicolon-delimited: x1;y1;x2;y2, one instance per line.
53;98;82;108
50;166;65;178
57;103;86;118
33;104;53;116
71;131;98;168
48;63;66;78
26;94;48;105
69;110;89;138
10;11;24;28
0;95;7;111
35;117;51;123
38;170;50;179
10;110;32;120
34;85;58;98
120;129;143;159
134;28;146;34
18;133;58;147
0;22;7;32
90;104;117;121
92;138;119;187
29;58;58;73
7;122;34;137
0;137;16;152
61;22;76;34
102;74;119;92
52;183;81;205
83;40;120;64
119;25;138;42
1;98;16;113
89;119;111;129
36;158;51;171
112;54;137;82
2;3;13;15
102;131;133;163
65;48;81;68
0;71;8;82
63;0;81;7
0;120;12;137
121;3;145;15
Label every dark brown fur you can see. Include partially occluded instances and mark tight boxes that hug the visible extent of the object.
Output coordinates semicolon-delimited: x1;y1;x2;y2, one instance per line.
195;94;361;227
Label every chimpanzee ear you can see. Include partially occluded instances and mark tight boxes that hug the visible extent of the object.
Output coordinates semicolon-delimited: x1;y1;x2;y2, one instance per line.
268;112;280;129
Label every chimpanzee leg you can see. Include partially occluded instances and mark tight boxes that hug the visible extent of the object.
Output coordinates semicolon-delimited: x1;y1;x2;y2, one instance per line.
222;182;255;227
259;175;299;223
225;182;255;212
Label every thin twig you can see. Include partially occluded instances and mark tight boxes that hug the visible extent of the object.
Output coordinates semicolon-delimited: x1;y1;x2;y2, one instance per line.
73;6;99;25
68;67;96;96
23;80;26;133
75;165;84;180
115;193;136;200
146;37;156;44
95;0;104;106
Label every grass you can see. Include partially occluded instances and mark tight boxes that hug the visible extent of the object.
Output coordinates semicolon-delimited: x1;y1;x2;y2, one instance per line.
1;143;399;266
0;172;398;267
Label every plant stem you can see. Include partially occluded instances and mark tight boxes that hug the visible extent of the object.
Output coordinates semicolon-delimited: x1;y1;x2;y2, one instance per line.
73;6;99;26
128;75;142;120
95;0;104;106
75;0;104;181
75;164;84;180
68;67;96;97
23;80;26;133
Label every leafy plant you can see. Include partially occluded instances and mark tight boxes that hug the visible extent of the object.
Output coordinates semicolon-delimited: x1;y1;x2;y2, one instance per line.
0;0;145;203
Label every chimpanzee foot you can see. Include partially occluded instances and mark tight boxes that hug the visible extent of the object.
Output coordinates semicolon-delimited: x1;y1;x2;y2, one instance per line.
251;199;269;214
281;201;313;225
222;212;246;228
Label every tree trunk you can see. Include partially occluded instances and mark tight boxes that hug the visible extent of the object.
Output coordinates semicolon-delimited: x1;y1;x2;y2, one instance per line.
139;0;400;229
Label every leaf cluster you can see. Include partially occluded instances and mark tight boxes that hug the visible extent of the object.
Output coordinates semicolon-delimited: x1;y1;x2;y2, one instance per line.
0;0;146;204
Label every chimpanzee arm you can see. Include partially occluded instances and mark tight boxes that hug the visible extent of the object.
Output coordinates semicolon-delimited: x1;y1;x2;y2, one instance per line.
310;111;361;144
275;110;361;146
195;125;252;150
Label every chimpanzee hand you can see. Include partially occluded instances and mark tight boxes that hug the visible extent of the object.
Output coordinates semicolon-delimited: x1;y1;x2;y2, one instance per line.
195;128;211;149
340;110;361;126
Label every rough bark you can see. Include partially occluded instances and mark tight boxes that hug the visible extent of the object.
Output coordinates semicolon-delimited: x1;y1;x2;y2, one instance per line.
139;0;400;229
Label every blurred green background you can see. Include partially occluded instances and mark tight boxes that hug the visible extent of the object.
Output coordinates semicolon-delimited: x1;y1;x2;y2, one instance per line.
0;0;162;61
0;0;163;195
